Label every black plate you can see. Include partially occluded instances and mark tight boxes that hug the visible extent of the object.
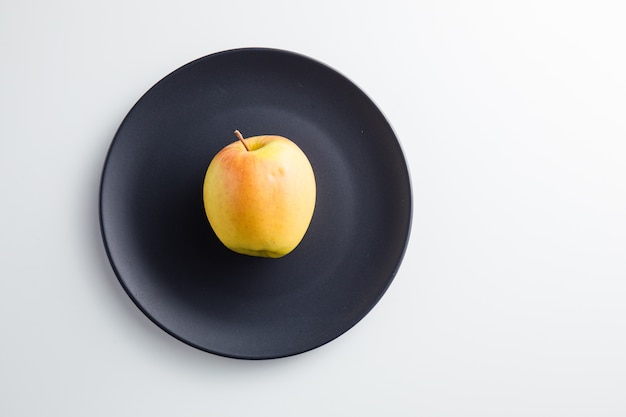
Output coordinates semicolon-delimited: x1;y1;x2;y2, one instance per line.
99;48;411;359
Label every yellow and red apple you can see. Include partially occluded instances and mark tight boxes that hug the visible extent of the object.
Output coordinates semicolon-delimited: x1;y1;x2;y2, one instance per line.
203;130;316;258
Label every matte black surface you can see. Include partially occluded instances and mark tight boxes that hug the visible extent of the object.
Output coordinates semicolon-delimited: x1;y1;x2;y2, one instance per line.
99;48;412;359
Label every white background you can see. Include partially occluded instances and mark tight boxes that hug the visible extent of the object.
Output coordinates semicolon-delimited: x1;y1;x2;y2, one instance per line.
2;1;625;416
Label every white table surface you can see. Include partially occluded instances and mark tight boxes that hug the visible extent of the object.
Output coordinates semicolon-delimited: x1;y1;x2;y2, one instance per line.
2;1;625;416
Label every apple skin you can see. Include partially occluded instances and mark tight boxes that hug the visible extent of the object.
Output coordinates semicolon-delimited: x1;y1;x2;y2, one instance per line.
203;134;316;258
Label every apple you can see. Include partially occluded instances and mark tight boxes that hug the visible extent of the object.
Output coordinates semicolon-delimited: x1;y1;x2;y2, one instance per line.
202;130;316;258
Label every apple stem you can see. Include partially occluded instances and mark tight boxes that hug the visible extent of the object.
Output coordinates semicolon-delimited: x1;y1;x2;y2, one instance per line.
234;130;250;151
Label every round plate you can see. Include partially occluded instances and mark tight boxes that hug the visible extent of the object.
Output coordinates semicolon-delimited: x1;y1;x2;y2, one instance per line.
99;48;412;359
